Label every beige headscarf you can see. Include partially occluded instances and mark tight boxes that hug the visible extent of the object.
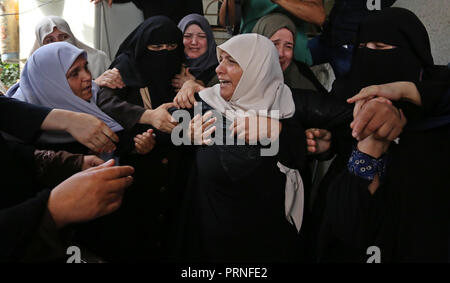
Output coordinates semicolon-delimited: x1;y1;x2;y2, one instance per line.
199;33;295;121
252;13;317;91
199;33;304;233
30;16;111;79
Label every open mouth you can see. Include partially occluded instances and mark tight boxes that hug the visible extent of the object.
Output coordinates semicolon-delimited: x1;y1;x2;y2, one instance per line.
83;85;92;92
219;80;231;87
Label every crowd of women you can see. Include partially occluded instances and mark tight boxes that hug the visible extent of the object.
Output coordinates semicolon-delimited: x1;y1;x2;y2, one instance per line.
0;4;449;263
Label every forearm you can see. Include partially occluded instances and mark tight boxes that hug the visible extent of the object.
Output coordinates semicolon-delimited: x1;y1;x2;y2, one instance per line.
41;109;76;132
0;96;51;141
34;150;83;188
399;82;421;106
273;0;326;26
219;0;235;27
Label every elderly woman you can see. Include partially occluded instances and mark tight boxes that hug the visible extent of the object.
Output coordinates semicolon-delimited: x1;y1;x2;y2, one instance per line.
172;34;316;262
7;42;153;156
31;16;124;89
171;14;219;92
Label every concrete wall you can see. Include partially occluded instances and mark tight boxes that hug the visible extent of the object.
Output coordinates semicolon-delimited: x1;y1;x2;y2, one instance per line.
394;0;450;65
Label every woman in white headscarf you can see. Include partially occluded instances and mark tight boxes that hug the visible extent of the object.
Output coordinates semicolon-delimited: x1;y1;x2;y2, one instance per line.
174;34;310;262
30;16;125;89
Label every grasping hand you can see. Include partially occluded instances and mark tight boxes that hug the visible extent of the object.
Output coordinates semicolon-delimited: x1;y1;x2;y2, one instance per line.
188;111;217;145
82;155;105;170
134;129;156;155
140;103;178;133
94;68;125;89
173;80;205;109
305;128;332;154
348;82;422;107
229;115;281;144
350;97;407;141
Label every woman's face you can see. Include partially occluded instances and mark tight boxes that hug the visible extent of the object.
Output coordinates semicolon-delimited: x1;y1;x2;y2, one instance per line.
43;27;71;45
270;28;294;71
66;55;93;101
215;51;243;101
183;24;208;59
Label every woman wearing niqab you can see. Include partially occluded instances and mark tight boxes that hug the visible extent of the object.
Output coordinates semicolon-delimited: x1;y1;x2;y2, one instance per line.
316;8;450;262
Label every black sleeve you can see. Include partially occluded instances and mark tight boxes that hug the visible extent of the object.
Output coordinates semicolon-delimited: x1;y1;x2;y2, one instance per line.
295;60;328;94
0;96;51;142
416;81;450;117
185;0;204;15
96;87;146;129
317;169;387;262
291;89;353;130
277;117;307;172
0;190;54;262
34;150;83;189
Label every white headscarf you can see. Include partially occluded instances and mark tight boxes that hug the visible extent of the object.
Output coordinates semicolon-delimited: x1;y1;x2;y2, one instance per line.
7;42;123;144
200;34;304;233
30;16;111;79
199;33;295;121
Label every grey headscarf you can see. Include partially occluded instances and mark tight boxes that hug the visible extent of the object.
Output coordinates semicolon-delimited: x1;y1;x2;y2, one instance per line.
178;13;218;78
252;13;317;91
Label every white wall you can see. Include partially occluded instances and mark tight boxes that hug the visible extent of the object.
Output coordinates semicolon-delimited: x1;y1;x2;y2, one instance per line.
19;0;96;61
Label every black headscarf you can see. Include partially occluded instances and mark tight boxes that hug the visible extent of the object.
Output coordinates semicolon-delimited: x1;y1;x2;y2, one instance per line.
111;16;183;106
334;8;434;101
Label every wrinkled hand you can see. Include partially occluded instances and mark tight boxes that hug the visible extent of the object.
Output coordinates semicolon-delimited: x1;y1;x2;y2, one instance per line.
172;68;196;92
230;115;281;144
90;0;112;7
142;103;178;133
48;159;134;228
66;112;119;153
82;155;105;170
188;111;216;145
305;128;332;154
350;97;407;141
94;68;125;89
173;80;205;109
134;129;156;155
348;81;422;107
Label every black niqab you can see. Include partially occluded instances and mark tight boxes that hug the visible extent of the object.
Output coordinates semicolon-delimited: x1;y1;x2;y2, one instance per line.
334;8;434;101
111;16;183;107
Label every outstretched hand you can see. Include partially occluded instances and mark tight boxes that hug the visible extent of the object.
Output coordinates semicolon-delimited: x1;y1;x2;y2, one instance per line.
48;159;134;228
